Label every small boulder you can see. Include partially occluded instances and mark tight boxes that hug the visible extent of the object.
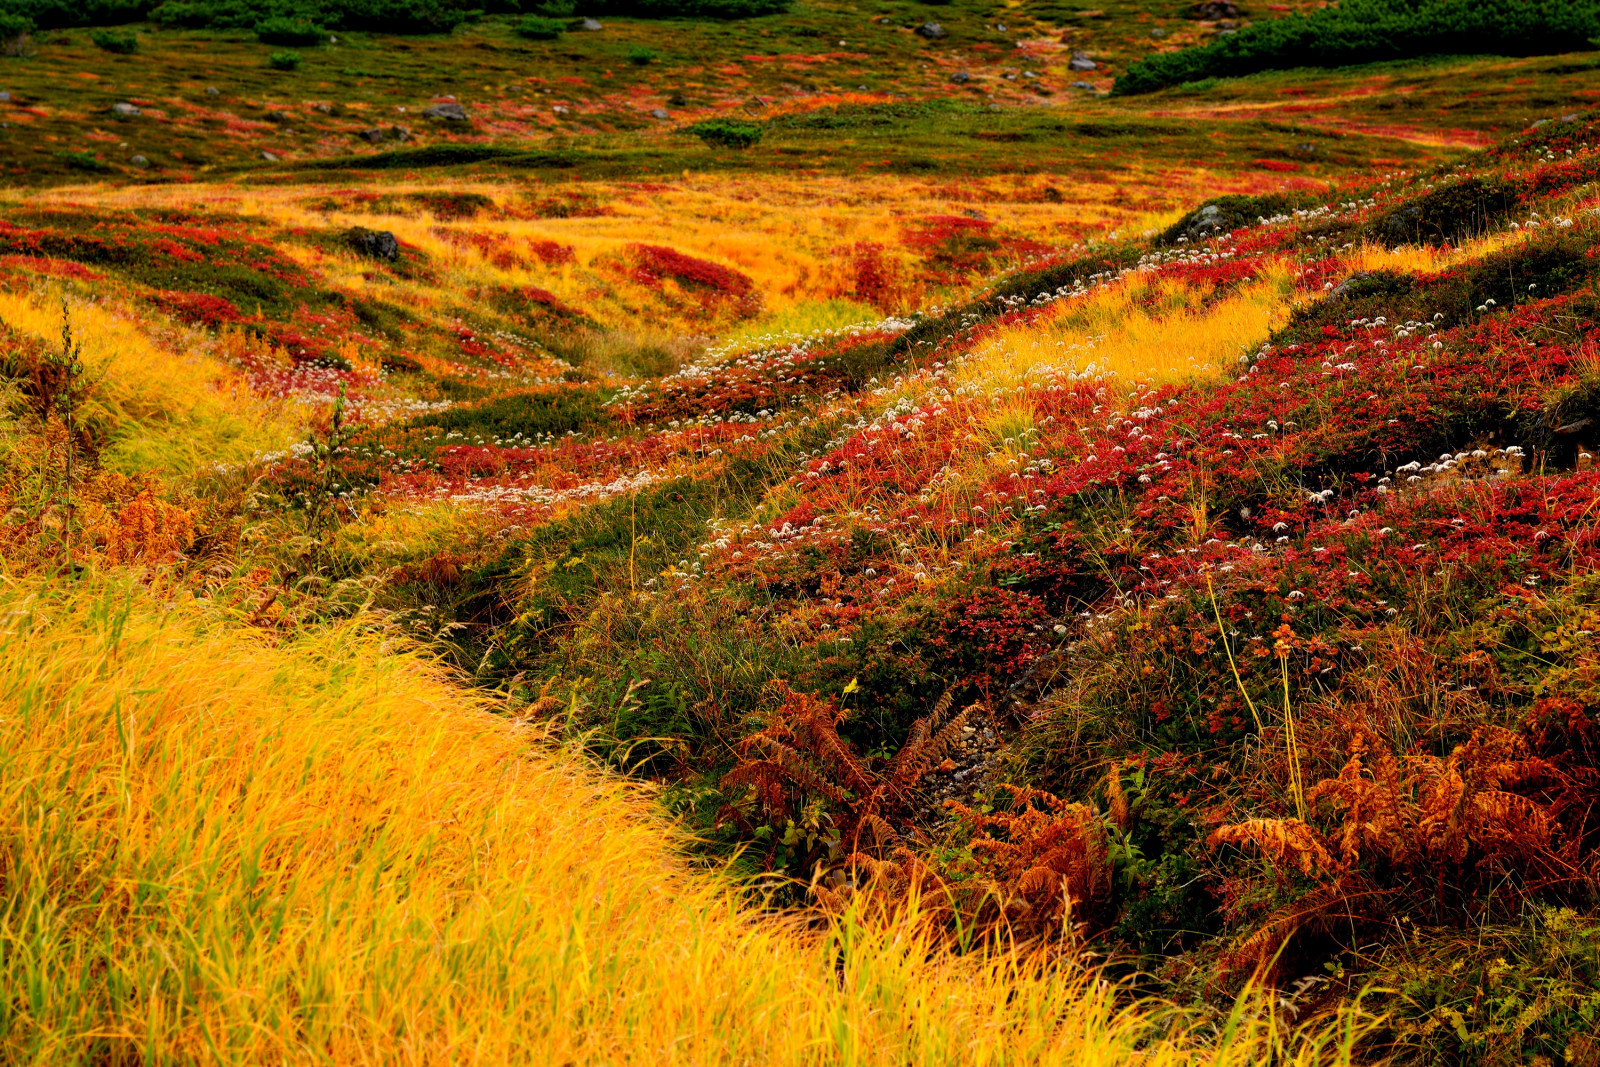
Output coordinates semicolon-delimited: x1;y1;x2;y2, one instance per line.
204;86;219;97
1150;27;1166;37
1070;80;1096;90
111;102;140;117
650;108;669;119
915;22;946;38
0;90;10;103
391;124;411;141
1185;0;1239;18
1068;52;1096;71
950;71;971;84
261;150;279;161
423;101;468;122
130;154;149;168
265;110;292;123
347;226;400;261
358;127;385;142
577;17;603;29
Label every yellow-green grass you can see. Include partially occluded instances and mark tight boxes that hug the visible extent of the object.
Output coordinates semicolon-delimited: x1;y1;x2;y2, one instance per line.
0;573;1370;1065
0;289;300;477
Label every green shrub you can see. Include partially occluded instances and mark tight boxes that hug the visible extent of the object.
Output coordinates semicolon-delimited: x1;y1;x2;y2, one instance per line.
267;49;302;71
1113;0;1600;95
255;16;322;44
687;119;763;149
1;0;146;30
627;45;656;64
53;150;111;172
514;14;564;37
90;28;137;52
531;0;575;13
0;12;34;49
593;0;790;16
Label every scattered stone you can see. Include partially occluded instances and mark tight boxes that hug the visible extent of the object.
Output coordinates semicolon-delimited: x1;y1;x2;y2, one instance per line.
1071;80;1096;90
995;22;1007;31
391;124;410;141
577;17;602;30
260;150;279;161
204;86;219;97
265;110;292;123
1068;52;1096;71
1217;19;1240;29
359;127;385;142
111;102;140;117
950;71;970;84
0;90;10;102
346;226;399;261
1150;26;1167;37
1185;0;1239;18
857;84;869;91
130;154;148;168
423;101;468;121
314;103;332;114
1219;28;1237;35
1297;141;1317;153
650;108;669;119
1022;69;1038;78
915;22;946;39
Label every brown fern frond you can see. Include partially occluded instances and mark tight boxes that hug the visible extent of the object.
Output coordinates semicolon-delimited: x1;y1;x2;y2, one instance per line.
1207;818;1339;879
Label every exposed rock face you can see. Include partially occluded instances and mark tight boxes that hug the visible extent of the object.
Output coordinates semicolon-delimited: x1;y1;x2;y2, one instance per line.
423;101;468;122
347;227;400;261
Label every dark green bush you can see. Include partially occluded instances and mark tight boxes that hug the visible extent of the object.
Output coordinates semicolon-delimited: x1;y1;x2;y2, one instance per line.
53;150;111;172
90;27;137;51
530;0;574;13
0;12;34;44
1;0;147;29
255;15;322;43
514;14;564;37
267;49;302;70
1113;0;1600;95
627;45;655;64
592;0;790;16
687;119;763;149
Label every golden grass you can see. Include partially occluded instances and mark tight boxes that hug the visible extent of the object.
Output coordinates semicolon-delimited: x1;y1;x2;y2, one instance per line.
0;289;299;476
0;573;1371;1065
960;261;1299;392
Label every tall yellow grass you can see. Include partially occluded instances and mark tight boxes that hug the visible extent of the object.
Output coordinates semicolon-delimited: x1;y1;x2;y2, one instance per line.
0;575;1370;1065
0;290;299;476
961;262;1298;391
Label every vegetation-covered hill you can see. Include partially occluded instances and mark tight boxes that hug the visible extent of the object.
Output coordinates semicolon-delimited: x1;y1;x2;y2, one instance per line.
5;4;1600;1063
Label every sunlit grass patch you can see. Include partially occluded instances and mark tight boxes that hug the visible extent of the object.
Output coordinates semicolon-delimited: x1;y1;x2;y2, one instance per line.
960;261;1299;392
0;288;299;476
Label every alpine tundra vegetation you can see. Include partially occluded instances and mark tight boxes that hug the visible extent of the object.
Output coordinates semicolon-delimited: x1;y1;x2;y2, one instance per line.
3;0;1600;1063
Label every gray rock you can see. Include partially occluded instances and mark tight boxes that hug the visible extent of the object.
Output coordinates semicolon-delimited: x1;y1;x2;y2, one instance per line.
423;101;468;121
260;151;279;161
1068;52;1096;72
1150;27;1166;37
130;154;148;168
205;86;219;97
650;108;669;119
347;226;399;261
578;17;602;29
1297;142;1317;153
391;124;410;141
314;103;332;114
950;71;970;83
995;22;1007;31
915;22;946;39
857;85;868;91
358;127;385;142
1071;81;1096;90
111;102;140;117
0;91;10;102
